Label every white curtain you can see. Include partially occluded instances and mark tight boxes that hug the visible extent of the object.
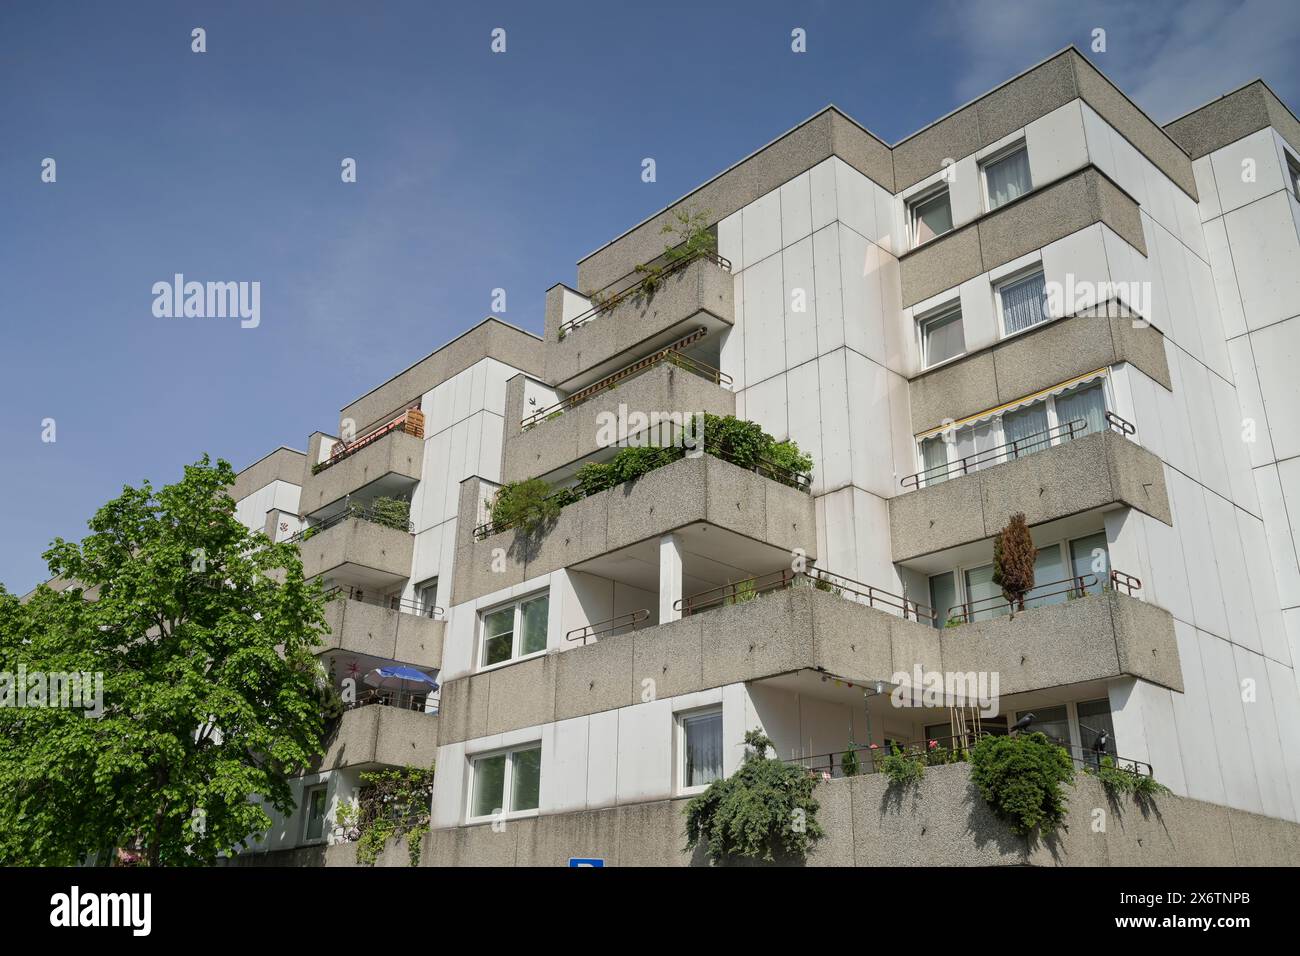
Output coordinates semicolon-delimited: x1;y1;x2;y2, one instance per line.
986;148;1031;208
920;435;949;486
1002;401;1050;456
684;713;723;787
1000;272;1048;333
924;310;965;365
1054;382;1107;438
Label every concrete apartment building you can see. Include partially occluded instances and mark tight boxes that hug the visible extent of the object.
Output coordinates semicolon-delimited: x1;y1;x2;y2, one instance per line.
230;47;1300;866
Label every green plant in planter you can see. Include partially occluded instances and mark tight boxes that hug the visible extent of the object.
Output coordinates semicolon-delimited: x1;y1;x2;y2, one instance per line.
944;615;965;628
348;764;436;866
726;578;758;606
661;206;717;263
489;479;561;534
840;748;861;778
1088;756;1172;802
364;496;411;531
969;732;1075;836
879;743;926;786
684;730;823;864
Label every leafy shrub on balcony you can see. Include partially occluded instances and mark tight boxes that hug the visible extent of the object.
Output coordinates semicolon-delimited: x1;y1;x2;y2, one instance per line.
683;730;823;865
969;732;1074;836
337;764;435;866
1086;756;1171;805
879;743;926;787
993;512;1036;613
489;479;562;535
358;496;411;531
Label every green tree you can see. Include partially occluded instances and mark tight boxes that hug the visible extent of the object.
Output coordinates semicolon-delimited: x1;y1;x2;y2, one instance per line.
0;456;332;866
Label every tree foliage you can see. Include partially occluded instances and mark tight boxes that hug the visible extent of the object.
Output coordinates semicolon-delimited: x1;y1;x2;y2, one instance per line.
0;456;332;865
992;512;1036;611
683;730;824;864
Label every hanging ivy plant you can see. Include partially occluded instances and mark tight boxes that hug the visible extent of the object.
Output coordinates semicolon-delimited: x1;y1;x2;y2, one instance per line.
969;732;1074;836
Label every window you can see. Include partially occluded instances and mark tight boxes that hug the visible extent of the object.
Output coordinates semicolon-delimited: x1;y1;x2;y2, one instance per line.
1288;153;1300;203
1077;698;1117;759
1069;531;1109;594
909;187;953;246
929;571;957;628
480;592;549;667
679;709;723;791
415;577;439;618
1054;380;1107;438
303;785;327;843
997;270;1049;335
1017;705;1070;748
470;744;541;820
983;145;1031;210
920;305;965;368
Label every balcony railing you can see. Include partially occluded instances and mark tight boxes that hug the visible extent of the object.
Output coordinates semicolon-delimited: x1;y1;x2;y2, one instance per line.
673;568;932;622
945;569;1141;624
901;411;1135;490
311;406;424;476
343;687;439;715
558;249;732;338
325;584;442;620
288;500;413;543
521;330;731;430
565;609;650;645
804;567;936;623
787;732;1154;780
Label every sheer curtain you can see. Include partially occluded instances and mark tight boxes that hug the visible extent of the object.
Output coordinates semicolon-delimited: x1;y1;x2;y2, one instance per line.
923;310;965;365
1002;401;1050;456
920;435;949;486
1000;272;1049;333
986;148;1031;208
1054;382;1107;438
684;712;723;787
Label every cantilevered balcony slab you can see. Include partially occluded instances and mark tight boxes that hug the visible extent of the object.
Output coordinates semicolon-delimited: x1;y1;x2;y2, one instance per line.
437;582;1179;745
452;454;816;605
301;428;423;517
502;360;736;484
299;518;414;586
315;705;438;772
546;254;734;391
320;598;443;670
889;430;1171;562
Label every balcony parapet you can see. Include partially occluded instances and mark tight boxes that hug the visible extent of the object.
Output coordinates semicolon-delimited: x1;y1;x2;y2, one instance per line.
296;514;414;583
452;454;816;605
314;702;438;772
301;423;424;517
437;580;1178;745
544;252;734;391
889;428;1171;562
319;593;444;670
502;353;736;484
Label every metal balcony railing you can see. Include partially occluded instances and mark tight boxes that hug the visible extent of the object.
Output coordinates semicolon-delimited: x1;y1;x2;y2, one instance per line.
945;569;1141;624
558;249;732;338
804;567;936;623
287;500;413;543
325;585;442;620
311;405;424;476
900;411;1135;490
565;609;650;645
673;568;933;622
521;330;731;430
343;687;439;715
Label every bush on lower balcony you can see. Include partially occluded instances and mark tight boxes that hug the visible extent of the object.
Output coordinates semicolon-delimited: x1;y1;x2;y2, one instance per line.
337;764;435;866
969;732;1075;836
683;730;824;865
1085;756;1172;805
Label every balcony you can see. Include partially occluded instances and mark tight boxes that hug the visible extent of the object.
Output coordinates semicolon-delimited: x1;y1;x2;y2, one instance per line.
452;452;815;605
319;588;444;670
315;700;438;772
295;508;414;586
438;571;1177;745
547;251;734;391
503;345;736;483
889;419;1171;562
301;409;424;518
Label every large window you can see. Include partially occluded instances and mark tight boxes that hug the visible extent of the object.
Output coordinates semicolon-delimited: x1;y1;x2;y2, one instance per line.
914;377;1109;486
982;144;1032;210
909;187;953;246
679;708;723;792
1016;705;1070;748
1076;698;1117;759
303;785;327;843
470;744;541;820
415;576;439;617
480;592;549;667
920;305;966;368
997;270;1049;335
933;530;1110;622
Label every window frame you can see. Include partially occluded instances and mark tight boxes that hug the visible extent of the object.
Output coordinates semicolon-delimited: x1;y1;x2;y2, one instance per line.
908;184;954;248
993;267;1051;339
1287;151;1300;203
414;576;439;618
302;783;328;844
980;141;1032;212
466;742;543;823
918;302;966;370
477;591;550;671
913;375;1112;483
928;528;1111;624
676;706;724;796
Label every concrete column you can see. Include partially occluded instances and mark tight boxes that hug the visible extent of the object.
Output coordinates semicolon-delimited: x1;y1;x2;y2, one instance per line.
659;533;683;623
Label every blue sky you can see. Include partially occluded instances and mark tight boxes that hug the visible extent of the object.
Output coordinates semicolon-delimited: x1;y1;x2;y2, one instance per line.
2;0;1298;593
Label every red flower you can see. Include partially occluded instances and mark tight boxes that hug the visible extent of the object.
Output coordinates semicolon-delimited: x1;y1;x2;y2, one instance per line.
928;739;938;749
